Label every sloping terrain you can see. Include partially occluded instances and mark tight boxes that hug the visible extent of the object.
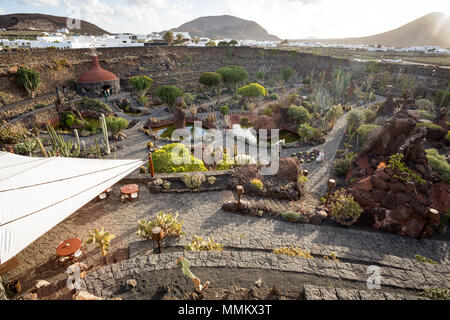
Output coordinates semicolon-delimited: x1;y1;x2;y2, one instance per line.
172;15;280;41
300;12;450;48
0;13;109;35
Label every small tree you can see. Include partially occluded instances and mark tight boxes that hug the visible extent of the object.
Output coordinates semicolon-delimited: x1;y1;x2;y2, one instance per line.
206;41;216;47
281;67;294;83
17;67;40;98
238;83;266;110
155;85;183;110
229;40;238;46
130;75;153;99
176;33;183;44
163;31;174;45
199;72;223;104
218;41;229;46
217;65;248;96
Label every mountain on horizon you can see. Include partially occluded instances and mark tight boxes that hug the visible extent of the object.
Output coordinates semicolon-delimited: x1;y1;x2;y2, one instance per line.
297;12;450;48
0;13;109;35
171;15;280;41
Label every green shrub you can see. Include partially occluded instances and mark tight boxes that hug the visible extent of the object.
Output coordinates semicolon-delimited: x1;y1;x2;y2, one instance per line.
152;143;207;173
426;149;450;183
388;153;426;184
240;116;251;128
199;72;223;88
269;93;278;100
356;124;381;145
301;101;314;113
419;288;450;300
238;83;266;98
298;124;321;143
414;254;438;265
280;67;295;82
105;116;129;135
333;152;356;176
416;99;435;110
130;75;153;98
17;67;40;98
65;113;75;127
363;109;377;123
287;105;311;124
219;105;229;115
138;96;148;106
78;97;112;113
435;88;450;108
281;211;305;223
262;107;273;116
155;85;183;107
419;110;435;120
347;109;365;134
329;190;363;226
15;139;37;155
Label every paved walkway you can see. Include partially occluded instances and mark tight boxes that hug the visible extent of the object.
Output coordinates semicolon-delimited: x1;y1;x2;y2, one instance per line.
5;189;449;299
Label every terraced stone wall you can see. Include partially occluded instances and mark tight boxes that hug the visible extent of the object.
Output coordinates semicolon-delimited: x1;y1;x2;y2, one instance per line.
0;46;448;118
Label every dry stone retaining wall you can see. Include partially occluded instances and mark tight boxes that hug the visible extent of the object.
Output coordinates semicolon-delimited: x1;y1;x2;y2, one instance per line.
0;46;448;109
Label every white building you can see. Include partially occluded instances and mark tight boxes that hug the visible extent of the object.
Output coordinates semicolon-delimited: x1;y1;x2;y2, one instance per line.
172;31;191;40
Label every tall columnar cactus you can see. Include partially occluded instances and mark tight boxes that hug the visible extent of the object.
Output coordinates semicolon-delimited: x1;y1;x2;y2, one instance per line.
74;128;80;148
46;123;80;157
175;257;210;293
94;137;102;159
99;113;110;155
36;137;48;157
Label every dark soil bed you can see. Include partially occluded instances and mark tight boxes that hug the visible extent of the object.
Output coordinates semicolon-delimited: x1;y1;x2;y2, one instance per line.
112;267;417;300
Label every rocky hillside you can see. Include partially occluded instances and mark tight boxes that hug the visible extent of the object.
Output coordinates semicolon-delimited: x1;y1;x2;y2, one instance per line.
171;15;280;41
0;13;109;35
302;12;450;48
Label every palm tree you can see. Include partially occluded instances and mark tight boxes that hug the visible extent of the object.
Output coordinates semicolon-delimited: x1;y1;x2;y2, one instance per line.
176;33;183;44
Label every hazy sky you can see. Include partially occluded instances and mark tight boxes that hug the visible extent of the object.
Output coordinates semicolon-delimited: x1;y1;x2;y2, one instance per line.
0;0;449;39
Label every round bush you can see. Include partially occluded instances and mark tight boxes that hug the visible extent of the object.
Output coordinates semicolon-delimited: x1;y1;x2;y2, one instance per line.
219;105;229;115
199;72;223;88
152;143;207;173
155;85;183;107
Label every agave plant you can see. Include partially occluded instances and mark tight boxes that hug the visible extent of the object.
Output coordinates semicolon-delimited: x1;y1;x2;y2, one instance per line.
84;227;116;257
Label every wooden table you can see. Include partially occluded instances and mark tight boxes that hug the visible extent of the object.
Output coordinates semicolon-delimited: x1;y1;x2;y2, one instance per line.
56;238;82;257
121;184;139;202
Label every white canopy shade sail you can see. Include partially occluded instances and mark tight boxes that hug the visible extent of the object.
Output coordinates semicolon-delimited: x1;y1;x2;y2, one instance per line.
0;152;144;264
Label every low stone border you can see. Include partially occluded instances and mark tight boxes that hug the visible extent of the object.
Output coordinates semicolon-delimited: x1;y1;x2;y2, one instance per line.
81;250;449;299
121;170;233;184
303;285;424;300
